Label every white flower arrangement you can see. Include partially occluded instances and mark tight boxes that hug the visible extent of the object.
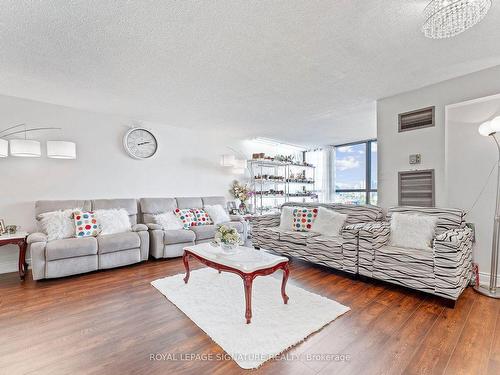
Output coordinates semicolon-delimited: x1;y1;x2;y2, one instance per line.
214;224;241;247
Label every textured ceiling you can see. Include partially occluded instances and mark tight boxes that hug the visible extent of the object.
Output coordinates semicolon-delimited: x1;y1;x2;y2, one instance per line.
0;1;499;146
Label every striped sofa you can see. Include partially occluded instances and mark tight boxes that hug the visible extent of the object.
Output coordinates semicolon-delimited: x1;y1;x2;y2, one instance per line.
358;207;473;302
251;203;385;274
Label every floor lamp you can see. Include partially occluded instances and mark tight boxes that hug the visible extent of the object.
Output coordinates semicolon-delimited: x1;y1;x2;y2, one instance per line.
476;116;500;298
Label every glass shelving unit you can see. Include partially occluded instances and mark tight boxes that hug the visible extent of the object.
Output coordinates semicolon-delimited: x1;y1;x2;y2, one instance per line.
248;159;317;214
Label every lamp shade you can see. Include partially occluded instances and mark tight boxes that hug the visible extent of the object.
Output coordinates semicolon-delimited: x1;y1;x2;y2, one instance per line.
220;154;236;167
490;116;500;133
478;121;493;137
9;139;41;157
47;141;76;159
0;139;7;157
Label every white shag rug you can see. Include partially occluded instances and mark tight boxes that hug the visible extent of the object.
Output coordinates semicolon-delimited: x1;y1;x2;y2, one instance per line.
151;268;350;369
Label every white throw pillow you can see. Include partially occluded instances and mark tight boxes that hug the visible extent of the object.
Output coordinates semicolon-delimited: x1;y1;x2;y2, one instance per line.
312;207;348;236
279;206;295;230
94;209;132;235
38;208;78;241
389;212;437;251
154;212;183;230
204;205;230;225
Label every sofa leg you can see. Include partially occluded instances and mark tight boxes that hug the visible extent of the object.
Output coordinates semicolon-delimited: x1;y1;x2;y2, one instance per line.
254;246;260;250
442;298;456;309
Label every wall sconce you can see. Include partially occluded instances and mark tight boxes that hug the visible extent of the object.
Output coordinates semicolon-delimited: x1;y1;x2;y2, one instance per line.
47;141;76;159
221;154;236;167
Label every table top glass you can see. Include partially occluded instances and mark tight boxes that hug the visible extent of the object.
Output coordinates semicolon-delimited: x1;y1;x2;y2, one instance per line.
183;243;288;273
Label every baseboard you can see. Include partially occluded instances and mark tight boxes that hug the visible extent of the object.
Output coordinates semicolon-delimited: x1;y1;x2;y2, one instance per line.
478;271;500;287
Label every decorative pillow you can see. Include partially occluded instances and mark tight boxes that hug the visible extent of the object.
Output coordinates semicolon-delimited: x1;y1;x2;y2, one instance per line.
191;208;213;226
153;212;183;230
279;206;295;230
94;209;131;235
38;208;78;241
73;211;100;238
292;207;319;232
312;207;348;236
174;208;196;229
389;212;438;251
204;205;230;225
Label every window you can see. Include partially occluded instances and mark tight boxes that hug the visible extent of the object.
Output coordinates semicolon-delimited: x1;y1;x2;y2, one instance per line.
334;140;377;205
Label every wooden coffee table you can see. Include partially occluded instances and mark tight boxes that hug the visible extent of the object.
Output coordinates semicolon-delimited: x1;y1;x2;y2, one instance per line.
182;243;290;324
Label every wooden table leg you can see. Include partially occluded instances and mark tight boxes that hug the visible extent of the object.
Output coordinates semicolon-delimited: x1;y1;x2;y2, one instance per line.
281;263;289;304
183;252;190;284
243;275;253;324
18;239;27;281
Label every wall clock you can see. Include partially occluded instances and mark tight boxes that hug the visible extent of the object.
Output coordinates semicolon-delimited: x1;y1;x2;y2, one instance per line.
123;127;158;159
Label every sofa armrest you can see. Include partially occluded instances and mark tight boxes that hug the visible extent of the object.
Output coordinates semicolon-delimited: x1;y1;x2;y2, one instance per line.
433;227;473;300
229;214;245;222
27;232;48;244
357;221;391;249
146;223;162;230
249;213;281;229
434;227;473;249
132;224;148;232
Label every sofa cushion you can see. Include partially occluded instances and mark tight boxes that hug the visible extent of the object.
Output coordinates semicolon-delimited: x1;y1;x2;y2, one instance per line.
174;208;196;229
279;230;321;245
46;237;98;261
257;227;282;241
292;207;318;231
191;225;216;241
176;197;203;209
97;232;140;254
375;245;434;274
164;229;195;245
307;235;343;249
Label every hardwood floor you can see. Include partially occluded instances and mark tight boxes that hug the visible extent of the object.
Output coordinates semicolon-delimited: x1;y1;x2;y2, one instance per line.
0;258;498;375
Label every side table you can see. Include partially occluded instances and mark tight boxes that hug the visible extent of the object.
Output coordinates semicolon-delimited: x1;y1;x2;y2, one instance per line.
0;232;29;280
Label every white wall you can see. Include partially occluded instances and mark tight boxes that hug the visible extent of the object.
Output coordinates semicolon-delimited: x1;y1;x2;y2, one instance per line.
377;65;500;208
0;94;296;273
377;65;500;284
446;95;500;286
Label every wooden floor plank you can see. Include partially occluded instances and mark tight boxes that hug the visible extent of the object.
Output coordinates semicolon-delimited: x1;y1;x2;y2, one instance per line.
0;258;495;375
443;293;499;375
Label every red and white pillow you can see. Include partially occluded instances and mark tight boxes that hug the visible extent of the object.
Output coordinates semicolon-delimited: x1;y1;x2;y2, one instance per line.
74;210;100;238
191;209;213;226
292;207;318;232
174;208;197;229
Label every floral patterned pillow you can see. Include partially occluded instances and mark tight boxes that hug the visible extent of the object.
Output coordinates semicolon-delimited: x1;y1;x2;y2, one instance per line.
73;211;100;238
174;208;196;230
191;209;213;226
292;207;319;232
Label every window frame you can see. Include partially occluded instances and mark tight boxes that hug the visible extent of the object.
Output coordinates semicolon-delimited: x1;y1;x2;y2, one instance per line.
334;139;377;205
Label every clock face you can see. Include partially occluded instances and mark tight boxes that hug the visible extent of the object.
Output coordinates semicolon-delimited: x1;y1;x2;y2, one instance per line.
123;128;158;159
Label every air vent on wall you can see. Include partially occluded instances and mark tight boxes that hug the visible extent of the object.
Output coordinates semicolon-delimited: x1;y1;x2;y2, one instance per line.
398;106;435;132
398;169;435;207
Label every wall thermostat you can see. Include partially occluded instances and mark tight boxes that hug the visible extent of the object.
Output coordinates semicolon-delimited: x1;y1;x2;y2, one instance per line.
409;154;421;165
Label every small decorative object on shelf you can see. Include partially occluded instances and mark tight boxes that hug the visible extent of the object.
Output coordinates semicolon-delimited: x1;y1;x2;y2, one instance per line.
214;225;242;252
5;225;19;234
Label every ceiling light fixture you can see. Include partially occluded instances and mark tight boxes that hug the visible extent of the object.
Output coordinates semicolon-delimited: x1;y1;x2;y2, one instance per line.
0;139;8;157
9;139;41;157
422;0;492;39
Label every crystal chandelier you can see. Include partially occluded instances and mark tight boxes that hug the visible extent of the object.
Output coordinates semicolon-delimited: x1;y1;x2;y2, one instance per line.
422;0;492;39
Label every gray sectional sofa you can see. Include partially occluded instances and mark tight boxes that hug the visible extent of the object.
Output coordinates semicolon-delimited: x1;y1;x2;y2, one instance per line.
28;199;149;280
140;196;246;258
